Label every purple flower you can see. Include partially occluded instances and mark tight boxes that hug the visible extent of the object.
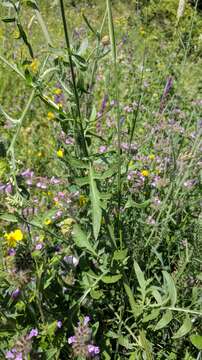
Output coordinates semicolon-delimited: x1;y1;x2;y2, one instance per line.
11;288;21;299
27;328;38;340
5;349;23;360
5;184;12;194
83;316;90;326
15;354;23;360
98;145;107;154
57;320;62;328
68;336;76;344
8;248;16;256
87;344;100;356
21;169;34;178
35;243;43;250
5;351;15;359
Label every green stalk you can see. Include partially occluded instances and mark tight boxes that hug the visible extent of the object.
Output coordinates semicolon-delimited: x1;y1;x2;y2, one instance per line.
59;0;88;157
106;0;121;232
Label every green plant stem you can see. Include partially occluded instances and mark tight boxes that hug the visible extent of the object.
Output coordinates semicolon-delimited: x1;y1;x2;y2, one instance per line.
59;0;88;157
106;0;121;236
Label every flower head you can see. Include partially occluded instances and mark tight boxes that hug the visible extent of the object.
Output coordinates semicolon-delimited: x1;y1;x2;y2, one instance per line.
27;328;38;340
141;169;150;177
5;229;23;248
47;111;55;121
30;59;39;73
87;344;100;356
57;149;64;158
11;288;21;300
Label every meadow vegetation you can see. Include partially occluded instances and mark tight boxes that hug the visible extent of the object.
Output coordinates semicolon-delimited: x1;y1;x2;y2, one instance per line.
0;0;201;359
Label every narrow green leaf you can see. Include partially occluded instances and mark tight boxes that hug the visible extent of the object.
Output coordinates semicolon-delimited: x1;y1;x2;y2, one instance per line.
163;271;177;306
134;261;146;291
124;282;143;317
89;105;97;123
190;335;202;350
89;164;102;240
102;274;122;284
139;330;153;360
172;315;192;339
1;17;16;22
0;213;18;223
72;224;97;256
154;310;173;331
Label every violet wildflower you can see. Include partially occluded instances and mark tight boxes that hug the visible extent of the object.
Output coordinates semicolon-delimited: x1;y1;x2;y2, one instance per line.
6;183;13;193
98;145;107;153
88;344;100;356
57;320;62;328
68;335;76;344
11;288;21;299
8;248;16;256
35;243;43;251
27;328;38;340
68;317;100;358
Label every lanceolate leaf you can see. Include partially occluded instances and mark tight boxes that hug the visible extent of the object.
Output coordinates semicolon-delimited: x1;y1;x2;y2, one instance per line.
89;164;102;240
72;224;97;256
172;315;192;339
134;260;146;292
139;330;153;360
162;271;177;307
102;274;122;284
124;282;143;318
154;310;173;331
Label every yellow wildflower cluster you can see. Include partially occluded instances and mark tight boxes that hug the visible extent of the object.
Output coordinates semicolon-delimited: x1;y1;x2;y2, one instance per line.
30;58;39;73
4;229;23;248
57;149;64;158
141;170;150;177
47;111;55;121
44;219;52;226
54;88;62;95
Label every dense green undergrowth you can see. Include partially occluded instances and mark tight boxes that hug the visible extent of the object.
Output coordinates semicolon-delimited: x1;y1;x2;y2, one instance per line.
0;0;201;359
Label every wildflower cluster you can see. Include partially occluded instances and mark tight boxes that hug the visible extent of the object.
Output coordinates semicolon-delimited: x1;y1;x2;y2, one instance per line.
68;317;100;359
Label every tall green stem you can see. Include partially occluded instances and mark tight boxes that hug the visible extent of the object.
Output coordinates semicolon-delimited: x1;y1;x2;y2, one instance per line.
106;0;121;234
59;0;88;157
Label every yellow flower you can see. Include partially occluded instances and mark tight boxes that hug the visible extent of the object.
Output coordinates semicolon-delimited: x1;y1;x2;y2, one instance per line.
44;218;52;226
30;58;39;73
79;195;87;207
57;149;64;158
54;88;62;95
141;169;150;177
149;154;155;160
5;229;23;248
47;111;55;121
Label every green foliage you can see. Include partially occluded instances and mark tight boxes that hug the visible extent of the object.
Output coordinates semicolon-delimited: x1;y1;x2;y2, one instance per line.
0;0;201;359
